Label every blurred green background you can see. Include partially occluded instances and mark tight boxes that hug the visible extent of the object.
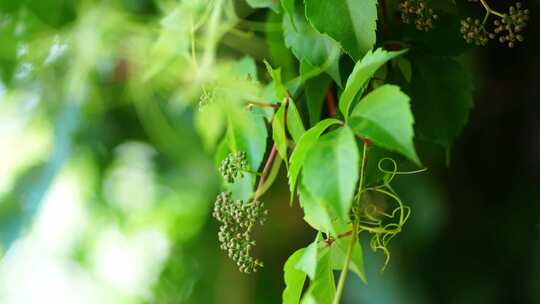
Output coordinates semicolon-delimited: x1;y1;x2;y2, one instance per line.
0;0;539;303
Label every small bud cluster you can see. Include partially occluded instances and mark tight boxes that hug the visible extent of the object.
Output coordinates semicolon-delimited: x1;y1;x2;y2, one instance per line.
213;192;268;273
399;0;438;31
460;18;491;46
198;89;215;109
219;151;248;183
461;1;529;48
494;3;529;48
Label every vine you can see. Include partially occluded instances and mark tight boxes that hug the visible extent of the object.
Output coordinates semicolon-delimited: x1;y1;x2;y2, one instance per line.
197;0;531;302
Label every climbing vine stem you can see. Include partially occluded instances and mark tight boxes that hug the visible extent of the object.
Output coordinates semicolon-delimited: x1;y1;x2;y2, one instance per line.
333;220;358;304
332;140;369;304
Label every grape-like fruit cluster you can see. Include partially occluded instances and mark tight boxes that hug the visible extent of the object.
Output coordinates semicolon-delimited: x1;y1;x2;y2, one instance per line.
461;1;529;48
213;192;268;273
494;2;529;48
460;18;491;46
219;151;248;183
399;0;438;31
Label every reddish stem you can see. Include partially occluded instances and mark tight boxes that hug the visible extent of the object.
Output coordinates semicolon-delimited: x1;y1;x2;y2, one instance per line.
325;88;338;117
324;230;354;247
253;143;278;202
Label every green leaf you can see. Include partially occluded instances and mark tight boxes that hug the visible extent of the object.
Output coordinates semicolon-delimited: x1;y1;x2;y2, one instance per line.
339;48;407;118
195;101;224;152
246;0;279;12
280;0;296;29
287;101;305;143
349;85;420;165
330;234;367;283
226;109;268;170
304;0;378;61
408;55;474;147
273;102;289;167
224;108;268;200
397;57;412;83
283;248;307;304
282;6;341;85
300;246;335;304
300;60;332;127
288;118;342;203
302;126;359;221
0;21;17;83
299;184;348;236
264;60;288;101
266;11;296;81
295;239;319;280
232;56;258;81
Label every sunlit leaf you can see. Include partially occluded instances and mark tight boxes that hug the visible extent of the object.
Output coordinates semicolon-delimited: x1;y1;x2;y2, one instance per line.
246;0;279;12
349;85;420;165
300;245;335;304
330;234;367;283
298;184;348;236
304;0;377;61
302;126;359;221
265;60;288;101
273;102;288;166
288;118;342;203
282;5;341;85
280;0;296;29
295;238;319;279
283;248;307;304
339;48;407;118
287;101;305;143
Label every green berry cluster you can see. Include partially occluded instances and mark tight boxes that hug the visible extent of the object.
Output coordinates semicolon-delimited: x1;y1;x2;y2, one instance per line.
219;151;248;183
460;18;490;46
213;192;268;273
494;3;529;48
461;1;529;48
399;0;438;31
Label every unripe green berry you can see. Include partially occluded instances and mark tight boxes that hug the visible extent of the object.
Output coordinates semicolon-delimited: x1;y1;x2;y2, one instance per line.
212;191;268;273
219;151;249;183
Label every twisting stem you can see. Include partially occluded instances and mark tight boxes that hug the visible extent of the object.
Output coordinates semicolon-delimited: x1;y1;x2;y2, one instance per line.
253;144;278;203
332;140;369;304
333;221;358;304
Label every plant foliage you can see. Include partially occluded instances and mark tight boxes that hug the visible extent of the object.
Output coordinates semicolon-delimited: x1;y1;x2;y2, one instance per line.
0;0;530;302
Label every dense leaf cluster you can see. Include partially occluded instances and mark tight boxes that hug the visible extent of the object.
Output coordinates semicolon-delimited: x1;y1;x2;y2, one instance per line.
0;0;527;302
200;0;530;302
